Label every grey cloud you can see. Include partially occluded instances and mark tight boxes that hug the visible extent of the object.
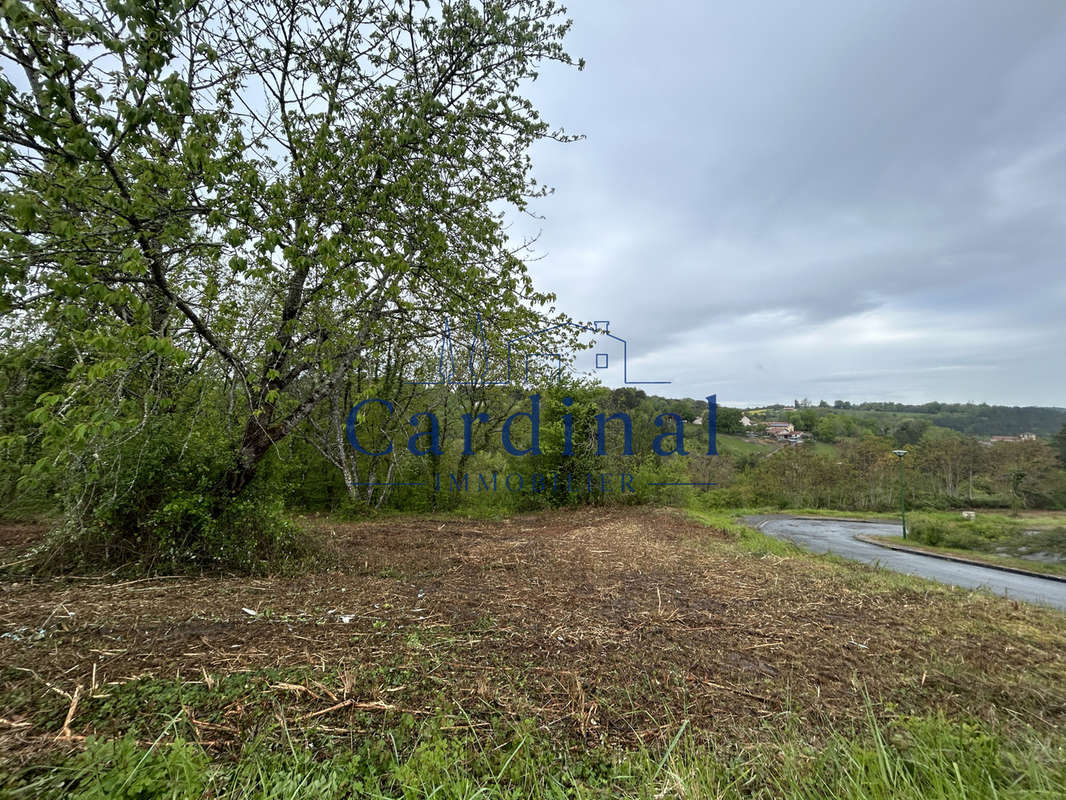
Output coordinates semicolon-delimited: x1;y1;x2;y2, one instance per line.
508;1;1066;406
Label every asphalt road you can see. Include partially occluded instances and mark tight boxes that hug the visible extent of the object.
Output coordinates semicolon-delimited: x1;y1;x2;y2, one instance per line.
745;515;1066;612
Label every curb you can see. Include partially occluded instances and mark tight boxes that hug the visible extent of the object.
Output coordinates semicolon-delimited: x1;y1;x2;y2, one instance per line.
746;514;895;525
791;515;889;525
854;535;1066;584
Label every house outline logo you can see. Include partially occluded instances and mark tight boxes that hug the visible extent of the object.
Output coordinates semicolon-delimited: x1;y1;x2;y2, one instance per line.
410;315;670;386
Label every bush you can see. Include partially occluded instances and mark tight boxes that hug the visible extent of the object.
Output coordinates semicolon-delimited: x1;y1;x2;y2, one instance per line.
692;484;757;510
907;515;1022;551
630;455;692;506
22;386;310;575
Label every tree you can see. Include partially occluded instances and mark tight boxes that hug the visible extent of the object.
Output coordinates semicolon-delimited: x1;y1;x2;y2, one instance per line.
988;441;1062;509
715;405;744;434
752;446;844;508
912;434;984;500
787;408;817;432
0;0;580;563
837;435;896;509
609;387;647;411
1053;423;1066;468
893;418;929;447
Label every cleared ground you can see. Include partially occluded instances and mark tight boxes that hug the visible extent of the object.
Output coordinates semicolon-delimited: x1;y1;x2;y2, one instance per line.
1;508;1065;764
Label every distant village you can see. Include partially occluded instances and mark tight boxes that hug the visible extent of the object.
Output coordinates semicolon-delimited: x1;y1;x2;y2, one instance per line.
739;410;1037;446
982;433;1038;444
740;415;812;444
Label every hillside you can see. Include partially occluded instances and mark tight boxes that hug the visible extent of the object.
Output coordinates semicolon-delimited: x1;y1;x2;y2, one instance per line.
751;401;1066;437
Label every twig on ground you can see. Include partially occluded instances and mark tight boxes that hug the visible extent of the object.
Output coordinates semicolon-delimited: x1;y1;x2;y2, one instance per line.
56;684;83;741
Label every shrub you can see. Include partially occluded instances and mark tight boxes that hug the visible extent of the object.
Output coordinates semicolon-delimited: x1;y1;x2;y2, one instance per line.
22;388;310;575
907;515;1022;552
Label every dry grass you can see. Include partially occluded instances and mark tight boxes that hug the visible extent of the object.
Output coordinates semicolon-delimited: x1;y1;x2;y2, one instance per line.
1;507;1064;761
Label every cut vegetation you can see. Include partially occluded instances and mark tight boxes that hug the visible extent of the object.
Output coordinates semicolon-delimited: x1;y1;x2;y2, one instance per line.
2;509;1065;797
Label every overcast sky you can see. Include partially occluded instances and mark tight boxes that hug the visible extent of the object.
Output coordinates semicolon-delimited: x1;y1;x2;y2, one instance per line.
507;1;1066;408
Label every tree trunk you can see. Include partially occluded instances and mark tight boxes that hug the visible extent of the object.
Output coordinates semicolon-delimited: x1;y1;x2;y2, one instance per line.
226;419;281;495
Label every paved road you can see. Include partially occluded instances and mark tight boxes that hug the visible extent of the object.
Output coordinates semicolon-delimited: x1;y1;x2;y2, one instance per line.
745;515;1066;612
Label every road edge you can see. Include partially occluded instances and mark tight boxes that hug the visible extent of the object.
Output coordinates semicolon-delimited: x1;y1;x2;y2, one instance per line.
854;534;1066;585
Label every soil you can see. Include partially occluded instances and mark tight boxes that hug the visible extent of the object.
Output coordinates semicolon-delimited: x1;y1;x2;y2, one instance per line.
1;507;1064;758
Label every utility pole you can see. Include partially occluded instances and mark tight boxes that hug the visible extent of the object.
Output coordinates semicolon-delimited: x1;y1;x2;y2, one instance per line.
893;449;908;538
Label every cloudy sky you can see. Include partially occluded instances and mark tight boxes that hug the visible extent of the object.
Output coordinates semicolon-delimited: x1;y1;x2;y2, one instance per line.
508;1;1066;408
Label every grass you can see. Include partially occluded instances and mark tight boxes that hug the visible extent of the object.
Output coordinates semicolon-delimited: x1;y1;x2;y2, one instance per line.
808;440;840;457
900;513;1066;574
3;708;1065;799
3;508;1066;797
715;433;778;457
866;535;1066;578
768;507;1066;527
713;434;840;460
687;503;1066;587
685;508;799;557
684;506;1055;601
909;510;1066;529
776;508;901;521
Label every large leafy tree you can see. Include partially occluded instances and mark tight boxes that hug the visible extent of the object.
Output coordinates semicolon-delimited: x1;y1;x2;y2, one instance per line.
1053;422;1066;469
0;0;580;558
988;440;1062;509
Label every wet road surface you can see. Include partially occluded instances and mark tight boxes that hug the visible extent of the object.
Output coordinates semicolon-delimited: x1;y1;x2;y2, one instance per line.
745;515;1066;612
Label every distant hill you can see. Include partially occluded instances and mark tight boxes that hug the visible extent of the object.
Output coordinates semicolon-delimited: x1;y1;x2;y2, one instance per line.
756;402;1066;438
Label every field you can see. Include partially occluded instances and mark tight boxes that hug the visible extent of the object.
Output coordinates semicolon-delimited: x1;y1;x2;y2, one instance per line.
2;508;1066;797
714;433;777;457
713;434;841;463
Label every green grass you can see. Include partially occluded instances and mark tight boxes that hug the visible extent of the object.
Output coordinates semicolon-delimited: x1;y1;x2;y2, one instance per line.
6;508;1066;798
715;433;777;457
684;505;1066;617
808;440;840;457
4;709;1064;799
778;508;900;521
865;535;1066;578
891;510;1066;529
761;508;1066;527
892;513;1066;577
686;508;799;557
713;434;840;460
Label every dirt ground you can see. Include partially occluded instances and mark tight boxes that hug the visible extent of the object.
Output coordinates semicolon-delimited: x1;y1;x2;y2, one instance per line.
2;507;1065;758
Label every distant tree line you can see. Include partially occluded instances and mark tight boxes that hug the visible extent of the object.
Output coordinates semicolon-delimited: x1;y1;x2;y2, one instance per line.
756;401;1066;437
696;435;1065;513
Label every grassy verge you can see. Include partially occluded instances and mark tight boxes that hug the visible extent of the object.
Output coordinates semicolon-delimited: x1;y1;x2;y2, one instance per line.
685;508;799;556
906;510;1066;529
686;506;1066;600
778;508;899;521
901;513;1066;574
865;535;1066;579
758;508;1066;526
4;707;1065;799
715;433;779;457
727;505;1066;579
